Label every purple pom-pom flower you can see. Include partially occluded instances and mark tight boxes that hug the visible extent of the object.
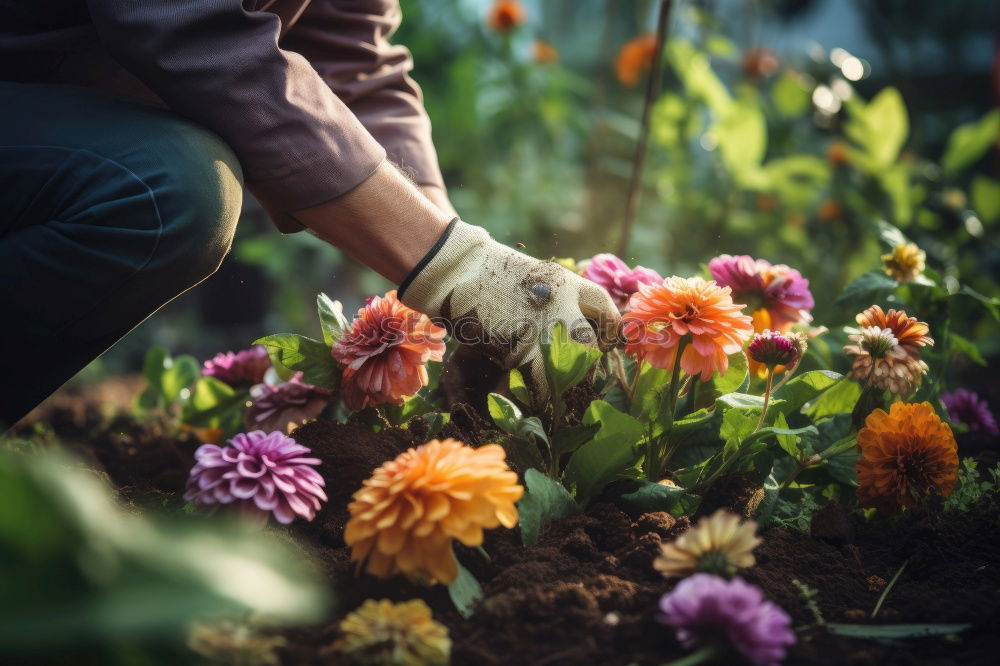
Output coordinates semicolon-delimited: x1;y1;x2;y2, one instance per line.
202;345;271;387
245;372;331;434
941;389;999;436
184;430;327;524
747;330;799;369
582;253;663;310
659;573;795;666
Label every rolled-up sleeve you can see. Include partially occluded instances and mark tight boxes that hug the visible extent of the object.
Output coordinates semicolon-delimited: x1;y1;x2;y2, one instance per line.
282;0;444;189
87;0;388;231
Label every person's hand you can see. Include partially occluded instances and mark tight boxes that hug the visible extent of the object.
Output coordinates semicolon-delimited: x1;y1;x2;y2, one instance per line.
399;220;621;405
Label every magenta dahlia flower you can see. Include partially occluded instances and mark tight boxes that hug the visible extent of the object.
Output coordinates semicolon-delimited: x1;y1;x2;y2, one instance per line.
747;330;799;369
202;345;271;387
582;253;663;310
708;255;813;330
244;372;330;434
659;574;795;666
941;389;999;436
184;430;327;524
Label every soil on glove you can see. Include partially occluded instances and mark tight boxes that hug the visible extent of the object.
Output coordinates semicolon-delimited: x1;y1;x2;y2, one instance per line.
10;389;1000;666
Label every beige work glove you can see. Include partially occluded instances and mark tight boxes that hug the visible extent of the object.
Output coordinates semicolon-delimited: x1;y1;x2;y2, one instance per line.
398;220;621;405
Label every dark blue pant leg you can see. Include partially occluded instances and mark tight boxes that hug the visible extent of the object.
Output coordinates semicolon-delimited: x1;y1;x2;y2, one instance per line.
0;83;244;426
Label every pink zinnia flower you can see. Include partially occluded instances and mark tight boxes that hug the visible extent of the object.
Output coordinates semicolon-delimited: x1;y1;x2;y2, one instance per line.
747;330;800;369
583;253;663;310
659;574;795;666
202;345;271;387
332;290;446;412
708;254;814;330
244;372;330;434
184;430;327;524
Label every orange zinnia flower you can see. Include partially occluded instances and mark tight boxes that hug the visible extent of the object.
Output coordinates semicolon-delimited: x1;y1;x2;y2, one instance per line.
332;290;446;412
615;34;658;87
623;276;754;381
344;439;523;584
856;402;958;513
487;0;526;33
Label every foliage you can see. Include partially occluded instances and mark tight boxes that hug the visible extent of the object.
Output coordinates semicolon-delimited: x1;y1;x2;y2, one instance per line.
943;458;1000;512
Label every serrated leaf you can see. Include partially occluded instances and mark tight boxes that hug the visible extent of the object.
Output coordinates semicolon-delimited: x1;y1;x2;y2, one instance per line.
254;334;340;390
448;560;482;619
563;401;644;503
835;271;898;307
518;469;580;546
541;321;601;402
488;393;522;433
317;293;350;346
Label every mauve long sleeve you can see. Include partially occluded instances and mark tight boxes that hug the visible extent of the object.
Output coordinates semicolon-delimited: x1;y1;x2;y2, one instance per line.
283;0;444;189
86;0;388;231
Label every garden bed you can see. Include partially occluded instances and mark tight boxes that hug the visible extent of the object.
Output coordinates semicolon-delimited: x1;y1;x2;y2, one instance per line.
22;393;1000;666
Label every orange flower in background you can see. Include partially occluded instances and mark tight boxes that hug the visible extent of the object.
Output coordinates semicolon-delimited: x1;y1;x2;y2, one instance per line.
857;402;958;513
623;276;754;381
826;141;849;167
487;0;526;33
818;200;842;222
532;39;559;64
615;34;658;87
332;291;446;412
344;439;523;584
741;46;780;79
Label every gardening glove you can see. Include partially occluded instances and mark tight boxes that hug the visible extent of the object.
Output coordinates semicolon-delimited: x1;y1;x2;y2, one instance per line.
398;219;621;406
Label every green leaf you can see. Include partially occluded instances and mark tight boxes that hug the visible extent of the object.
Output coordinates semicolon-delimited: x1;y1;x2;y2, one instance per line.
518;469;580;546
717;392;784;415
835;271;898;307
774;370;844;415
971;175;1000;223
551;422;600;457
949;333;987;367
563;401;644;503
826;623;971;640
756;473;781;526
317;293;350;346
720;408;756;446
487;393;522;433
160;355;200;403
141;347;168;392
824;443;859;486
384;395;436;426
875;219;909;249
447;560;482;619
254;334;340;390
805;380;862;420
845;87;909;171
515;416;549;445
958;285;1000;322
131;385;161;416
716;100;767;182
181;376;248;428
773;413;800;459
618;480;700;516
712;350;749;396
541;322;601;401
630;363;670;419
941;109;999;174
508;368;532;406
762;156;831;208
771;70;810;117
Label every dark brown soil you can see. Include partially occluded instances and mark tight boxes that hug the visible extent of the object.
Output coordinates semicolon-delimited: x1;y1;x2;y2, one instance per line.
9;387;1000;666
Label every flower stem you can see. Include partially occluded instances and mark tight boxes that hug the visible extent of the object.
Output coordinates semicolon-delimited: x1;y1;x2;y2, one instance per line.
612;349;633;400
754;366;776;432
657;645;717;666
475;545;492;563
769;353;803;395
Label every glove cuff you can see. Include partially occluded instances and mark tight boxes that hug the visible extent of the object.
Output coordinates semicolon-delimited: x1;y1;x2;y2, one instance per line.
397;219;492;317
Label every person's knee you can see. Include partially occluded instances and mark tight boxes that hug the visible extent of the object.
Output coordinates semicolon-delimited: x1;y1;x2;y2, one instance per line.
149;124;244;289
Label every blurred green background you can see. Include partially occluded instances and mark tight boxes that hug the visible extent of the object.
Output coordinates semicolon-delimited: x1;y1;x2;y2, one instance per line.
76;0;998;397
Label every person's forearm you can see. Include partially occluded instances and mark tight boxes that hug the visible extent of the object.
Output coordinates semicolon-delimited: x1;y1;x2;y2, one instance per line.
419;184;458;218
291;161;452;284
